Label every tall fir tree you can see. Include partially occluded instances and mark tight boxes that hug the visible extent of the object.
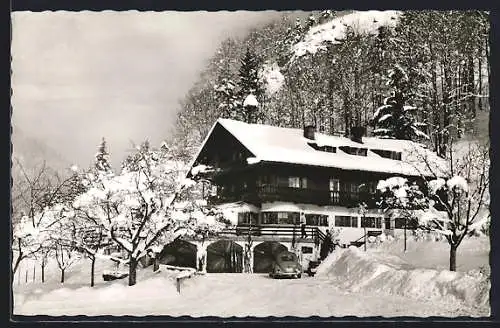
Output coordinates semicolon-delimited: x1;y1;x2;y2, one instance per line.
371;65;429;141
236;47;265;123
94;138;113;175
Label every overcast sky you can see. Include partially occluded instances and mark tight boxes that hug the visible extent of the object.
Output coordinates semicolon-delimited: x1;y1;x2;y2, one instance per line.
11;10;285;169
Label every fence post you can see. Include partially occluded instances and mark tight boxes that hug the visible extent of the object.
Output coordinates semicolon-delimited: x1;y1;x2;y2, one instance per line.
176;277;181;294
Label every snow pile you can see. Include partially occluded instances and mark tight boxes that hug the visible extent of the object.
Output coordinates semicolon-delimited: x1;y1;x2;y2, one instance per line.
314;248;347;276
259;62;285;95
292;10;401;60
243;94;259;107
317;247;490;312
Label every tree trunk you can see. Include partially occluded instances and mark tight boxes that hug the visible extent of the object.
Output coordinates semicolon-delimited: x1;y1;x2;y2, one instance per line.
404;219;407;253
13;253;23;275
90;258;95;287
128;258;138;286
449;244;458;271
153;258;159;272
41;262;45;283
61;268;65;284
33;265;36;282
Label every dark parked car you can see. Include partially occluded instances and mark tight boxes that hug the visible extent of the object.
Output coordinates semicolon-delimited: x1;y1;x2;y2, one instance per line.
269;251;302;279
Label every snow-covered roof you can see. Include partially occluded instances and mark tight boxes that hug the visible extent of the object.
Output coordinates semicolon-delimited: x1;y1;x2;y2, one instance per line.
194;118;448;178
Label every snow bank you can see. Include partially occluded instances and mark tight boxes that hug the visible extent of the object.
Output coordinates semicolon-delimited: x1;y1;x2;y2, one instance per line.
317;247;490;311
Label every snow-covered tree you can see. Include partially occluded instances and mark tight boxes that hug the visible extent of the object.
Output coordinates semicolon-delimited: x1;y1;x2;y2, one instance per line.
376;177;430;252
11;160;78;282
372;65;429;140
215;77;240;119
422;141;489;271
45;205;82;283
378;140;489;271
73;141;227;286
95;138;113;174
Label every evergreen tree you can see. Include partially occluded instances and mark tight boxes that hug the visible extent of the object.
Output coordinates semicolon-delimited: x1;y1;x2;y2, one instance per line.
214;77;239;119
372;65;429;140
236;47;265;123
94;138;113;175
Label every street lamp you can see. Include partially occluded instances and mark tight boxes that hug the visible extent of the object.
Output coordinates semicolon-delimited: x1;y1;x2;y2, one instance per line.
358;202;368;252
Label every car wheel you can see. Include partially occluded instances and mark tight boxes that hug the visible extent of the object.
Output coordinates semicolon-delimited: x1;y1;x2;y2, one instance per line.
297;273;302;279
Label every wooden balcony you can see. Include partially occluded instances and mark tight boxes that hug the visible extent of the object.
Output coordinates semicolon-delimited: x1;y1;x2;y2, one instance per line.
209;185;377;208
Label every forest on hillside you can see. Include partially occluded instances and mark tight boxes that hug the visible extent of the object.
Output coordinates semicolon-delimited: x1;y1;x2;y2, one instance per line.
169;10;490;161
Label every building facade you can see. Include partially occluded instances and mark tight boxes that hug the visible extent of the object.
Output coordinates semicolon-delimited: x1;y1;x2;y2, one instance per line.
163;119;446;273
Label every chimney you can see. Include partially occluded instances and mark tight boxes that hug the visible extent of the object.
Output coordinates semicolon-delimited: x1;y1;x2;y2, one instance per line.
303;125;316;140
350;126;365;143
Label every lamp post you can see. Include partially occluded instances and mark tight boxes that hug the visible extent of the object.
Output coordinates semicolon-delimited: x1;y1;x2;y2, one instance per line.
358;202;368;252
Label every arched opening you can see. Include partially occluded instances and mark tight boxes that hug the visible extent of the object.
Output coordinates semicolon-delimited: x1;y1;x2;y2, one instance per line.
206;240;243;273
253;241;288;273
158;238;197;269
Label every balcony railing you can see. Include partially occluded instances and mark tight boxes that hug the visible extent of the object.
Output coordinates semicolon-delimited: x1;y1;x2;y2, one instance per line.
258;185;375;207
209;185;376;207
219;224;325;245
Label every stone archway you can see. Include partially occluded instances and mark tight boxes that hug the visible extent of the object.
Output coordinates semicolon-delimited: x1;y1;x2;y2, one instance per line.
206;240;243;273
158;238;197;269
253;241;288;273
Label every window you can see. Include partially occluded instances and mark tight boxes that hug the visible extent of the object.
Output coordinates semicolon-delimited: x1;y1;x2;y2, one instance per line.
301;246;313;254
277;176;289;187
361;217;382;228
305;214;328;226
289;177;300;188
288;177;307;189
335;216;358;227
277;212;299;225
372;149;402;161
262;212;278;224
238;212;258;225
262;212;299;225
384;217;391;229
329;178;340;204
308;143;336;153
394;217;419;229
280;253;297;261
340;146;368;156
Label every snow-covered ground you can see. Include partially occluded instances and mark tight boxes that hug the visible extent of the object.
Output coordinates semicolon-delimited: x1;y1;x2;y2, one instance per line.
13;236;489;317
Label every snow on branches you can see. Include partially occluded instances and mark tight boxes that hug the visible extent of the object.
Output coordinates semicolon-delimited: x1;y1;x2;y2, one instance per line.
72;141;229;285
378;141;489;271
372;65;428;141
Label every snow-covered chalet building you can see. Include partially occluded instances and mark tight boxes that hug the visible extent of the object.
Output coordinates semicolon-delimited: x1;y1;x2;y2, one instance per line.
180;118;446;274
